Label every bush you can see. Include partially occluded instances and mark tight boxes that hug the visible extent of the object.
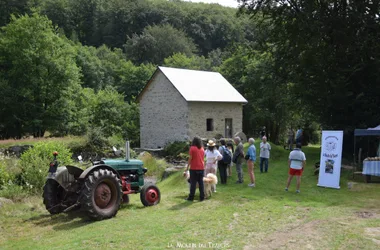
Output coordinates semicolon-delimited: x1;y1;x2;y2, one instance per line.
139;152;168;178
163;141;189;159
0;162;11;188
20;141;73;193
108;134;126;149
85;127;110;151
0;183;26;201
0;154;21;189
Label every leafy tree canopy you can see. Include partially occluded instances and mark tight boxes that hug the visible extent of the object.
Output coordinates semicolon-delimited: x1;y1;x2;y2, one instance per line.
0;12;81;138
124;24;197;65
239;0;380;132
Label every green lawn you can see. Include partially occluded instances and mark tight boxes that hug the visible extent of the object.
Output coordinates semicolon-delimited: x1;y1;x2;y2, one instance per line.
1;143;380;249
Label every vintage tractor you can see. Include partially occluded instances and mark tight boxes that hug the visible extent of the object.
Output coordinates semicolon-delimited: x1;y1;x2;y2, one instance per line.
42;142;160;220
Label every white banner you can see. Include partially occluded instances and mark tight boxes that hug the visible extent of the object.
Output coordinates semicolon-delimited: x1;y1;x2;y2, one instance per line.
317;131;344;189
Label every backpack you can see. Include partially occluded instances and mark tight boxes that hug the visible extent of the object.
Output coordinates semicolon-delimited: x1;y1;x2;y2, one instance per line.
221;146;232;164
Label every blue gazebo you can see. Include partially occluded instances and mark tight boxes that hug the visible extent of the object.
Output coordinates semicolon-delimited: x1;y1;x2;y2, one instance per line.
353;125;380;181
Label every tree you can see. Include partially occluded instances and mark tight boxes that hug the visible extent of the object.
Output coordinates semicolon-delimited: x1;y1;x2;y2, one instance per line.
75;45;107;90
124;24;197;65
90;86;129;138
0;0;30;27
239;0;380;132
0;12;81;138
163;53;213;71
94;45;155;101
220;47;294;143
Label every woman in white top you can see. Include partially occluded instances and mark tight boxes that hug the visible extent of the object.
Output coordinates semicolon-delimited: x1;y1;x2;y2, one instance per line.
204;140;222;192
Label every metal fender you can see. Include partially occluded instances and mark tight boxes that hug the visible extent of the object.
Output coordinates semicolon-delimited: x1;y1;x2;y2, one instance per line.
78;164;121;180
47;166;78;190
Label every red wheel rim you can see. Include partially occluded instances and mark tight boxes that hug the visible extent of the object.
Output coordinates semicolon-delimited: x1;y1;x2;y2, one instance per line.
145;188;159;204
94;183;112;208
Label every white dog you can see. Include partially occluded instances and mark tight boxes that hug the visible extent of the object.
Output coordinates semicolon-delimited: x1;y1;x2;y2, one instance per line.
183;171;218;199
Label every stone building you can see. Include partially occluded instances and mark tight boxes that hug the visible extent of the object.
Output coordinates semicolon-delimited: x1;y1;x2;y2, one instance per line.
137;66;247;149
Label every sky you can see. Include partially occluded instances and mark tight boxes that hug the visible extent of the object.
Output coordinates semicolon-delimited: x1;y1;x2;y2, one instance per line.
183;0;240;8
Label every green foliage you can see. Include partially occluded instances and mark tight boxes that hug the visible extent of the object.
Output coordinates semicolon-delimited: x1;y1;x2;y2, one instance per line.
75;45;107;90
121;102;140;147
77;45;155;102
220;48;293;144
0;183;26;200
0;12;81;138
139;152;168;178
107;134;125;149
0;0;30;27
163;141;190;159
37;0;252;57
91;86;128;137
240;0;380;133
84;127;110;151
124;24;197;65
163;53;213;71
0;154;21;188
0;161;11;188
19;141;73;193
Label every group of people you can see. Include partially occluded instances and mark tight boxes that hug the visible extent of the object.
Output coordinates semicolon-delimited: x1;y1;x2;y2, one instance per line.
287;128;303;150
186;134;306;201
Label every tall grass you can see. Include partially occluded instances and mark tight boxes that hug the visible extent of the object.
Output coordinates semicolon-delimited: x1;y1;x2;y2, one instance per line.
0;136;85;149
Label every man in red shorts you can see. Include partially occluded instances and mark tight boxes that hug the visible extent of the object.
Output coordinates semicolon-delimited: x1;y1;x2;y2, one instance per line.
285;143;306;193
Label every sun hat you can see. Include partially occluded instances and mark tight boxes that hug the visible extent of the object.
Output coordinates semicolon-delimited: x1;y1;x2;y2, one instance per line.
207;140;216;146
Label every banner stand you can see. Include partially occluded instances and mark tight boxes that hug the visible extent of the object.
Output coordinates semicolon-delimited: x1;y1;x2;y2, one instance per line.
317;131;344;189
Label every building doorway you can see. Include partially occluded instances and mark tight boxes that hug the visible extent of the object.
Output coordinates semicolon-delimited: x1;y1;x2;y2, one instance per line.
225;119;233;138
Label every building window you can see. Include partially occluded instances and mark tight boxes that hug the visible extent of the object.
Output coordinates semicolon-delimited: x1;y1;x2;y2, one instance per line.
206;119;214;131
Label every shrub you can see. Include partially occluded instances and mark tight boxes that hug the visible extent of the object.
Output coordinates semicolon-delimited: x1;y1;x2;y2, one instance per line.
139;152;168;178
0;183;26;201
20;141;73;193
0;154;21;188
0;162;11;188
163;141;189;159
108;134;126;149
85;127;110;151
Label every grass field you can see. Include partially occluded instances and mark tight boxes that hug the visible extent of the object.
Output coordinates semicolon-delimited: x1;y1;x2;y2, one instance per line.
0;136;85;149
1;142;380;249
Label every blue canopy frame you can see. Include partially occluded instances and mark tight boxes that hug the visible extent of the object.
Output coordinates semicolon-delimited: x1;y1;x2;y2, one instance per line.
353;125;380;165
354;125;380;136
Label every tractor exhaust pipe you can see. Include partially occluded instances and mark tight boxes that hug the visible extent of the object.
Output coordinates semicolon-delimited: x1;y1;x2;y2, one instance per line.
126;141;130;162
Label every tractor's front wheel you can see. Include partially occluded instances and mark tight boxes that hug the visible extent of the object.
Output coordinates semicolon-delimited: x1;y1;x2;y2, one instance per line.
140;184;161;206
80;169;122;220
43;179;66;215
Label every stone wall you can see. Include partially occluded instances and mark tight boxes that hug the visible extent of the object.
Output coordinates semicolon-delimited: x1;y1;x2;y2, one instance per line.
187;102;243;140
139;72;189;149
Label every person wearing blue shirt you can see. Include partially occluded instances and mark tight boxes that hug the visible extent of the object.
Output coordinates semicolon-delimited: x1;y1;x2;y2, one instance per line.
246;138;256;187
296;128;303;144
218;139;229;185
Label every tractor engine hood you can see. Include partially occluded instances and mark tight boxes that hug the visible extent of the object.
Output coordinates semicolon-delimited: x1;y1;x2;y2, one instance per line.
101;159;144;171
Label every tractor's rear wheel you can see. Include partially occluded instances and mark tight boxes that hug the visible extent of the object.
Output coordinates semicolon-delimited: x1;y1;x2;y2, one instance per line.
43;179;66;215
80;169;122;220
140;184;161;206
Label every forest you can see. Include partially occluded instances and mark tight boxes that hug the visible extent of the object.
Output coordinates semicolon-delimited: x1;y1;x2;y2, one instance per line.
0;0;379;151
